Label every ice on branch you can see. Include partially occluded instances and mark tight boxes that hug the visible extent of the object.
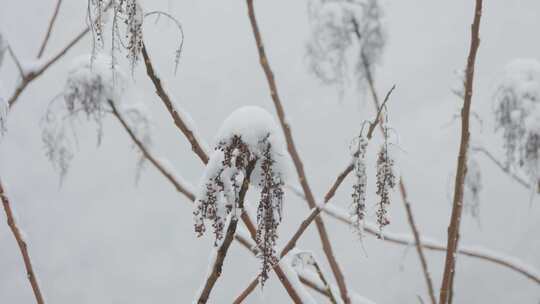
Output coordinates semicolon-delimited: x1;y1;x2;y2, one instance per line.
350;135;368;235
0;31;6;134
494;58;540;191
306;0;385;90
193;106;286;285
42;54;150;179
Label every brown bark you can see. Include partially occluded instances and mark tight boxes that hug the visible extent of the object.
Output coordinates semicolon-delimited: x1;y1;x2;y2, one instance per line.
440;1;483;303
244;0;351;302
1;180;45;304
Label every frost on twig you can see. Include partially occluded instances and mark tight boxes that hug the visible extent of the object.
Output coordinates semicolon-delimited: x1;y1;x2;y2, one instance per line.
493;59;540;193
193;106;286;285
0;32;7;135
306;0;385;92
41;54;150;179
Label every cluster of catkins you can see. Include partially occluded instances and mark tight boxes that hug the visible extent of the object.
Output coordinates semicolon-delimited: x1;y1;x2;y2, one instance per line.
494;59;540;190
350;131;396;237
306;0;385;89
89;0;144;71
194;134;284;285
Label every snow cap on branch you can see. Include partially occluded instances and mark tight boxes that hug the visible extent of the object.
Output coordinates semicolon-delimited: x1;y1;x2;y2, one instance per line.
194;106;287;285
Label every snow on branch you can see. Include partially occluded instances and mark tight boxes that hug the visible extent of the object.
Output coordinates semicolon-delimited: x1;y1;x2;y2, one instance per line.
322;203;540;285
194;106;286;286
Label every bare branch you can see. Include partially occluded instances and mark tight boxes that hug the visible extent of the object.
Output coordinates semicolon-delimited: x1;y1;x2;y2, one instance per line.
7;45;24;78
440;1;483;303
37;0;63;58
244;1;351;302
1;179;45;304
108;99;195;201
140;44;210;163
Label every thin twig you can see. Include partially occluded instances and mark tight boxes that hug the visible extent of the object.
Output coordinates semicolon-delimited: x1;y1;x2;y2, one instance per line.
7;45;24;78
140;44;209;163
472;146;531;190
108;99;195;201
196;160;257;304
310;256;339;304
1;179;45;304
440;1;483;303
244;1;351;302
37;0;63;58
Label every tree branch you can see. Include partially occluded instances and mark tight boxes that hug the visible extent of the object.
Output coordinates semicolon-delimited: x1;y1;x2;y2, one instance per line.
140;44;210;164
322;203;540;286
440;1;483;303
1;179;45;304
244;1;351;302
37;0;63;58
107;99;195;201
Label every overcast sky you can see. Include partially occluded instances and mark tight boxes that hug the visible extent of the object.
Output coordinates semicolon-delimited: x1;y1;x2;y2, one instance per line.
1;0;540;303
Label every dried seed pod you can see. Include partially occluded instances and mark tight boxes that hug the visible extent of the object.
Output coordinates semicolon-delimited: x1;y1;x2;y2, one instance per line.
350;136;368;234
375;142;396;235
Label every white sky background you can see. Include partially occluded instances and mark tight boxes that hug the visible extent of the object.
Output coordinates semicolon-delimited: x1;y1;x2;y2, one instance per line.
1;0;540;303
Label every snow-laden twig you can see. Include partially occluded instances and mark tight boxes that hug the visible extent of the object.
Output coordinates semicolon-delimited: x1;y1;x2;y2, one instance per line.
245;0;352;302
8;1;114;108
322;203;540;286
1;179;46;304
440;1;483;303
108;99;195;200
194;106;286;286
291;250;339;304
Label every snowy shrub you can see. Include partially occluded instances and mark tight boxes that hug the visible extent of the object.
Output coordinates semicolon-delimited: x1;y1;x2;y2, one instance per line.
494;58;540;189
306;0;385;90
193;106;286;285
42;54;149;179
350;135;368;234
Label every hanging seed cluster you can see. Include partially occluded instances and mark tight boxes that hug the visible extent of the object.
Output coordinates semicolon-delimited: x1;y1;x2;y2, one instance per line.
89;0;144;72
194;134;284;286
350;136;368;234
375;142;396;234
